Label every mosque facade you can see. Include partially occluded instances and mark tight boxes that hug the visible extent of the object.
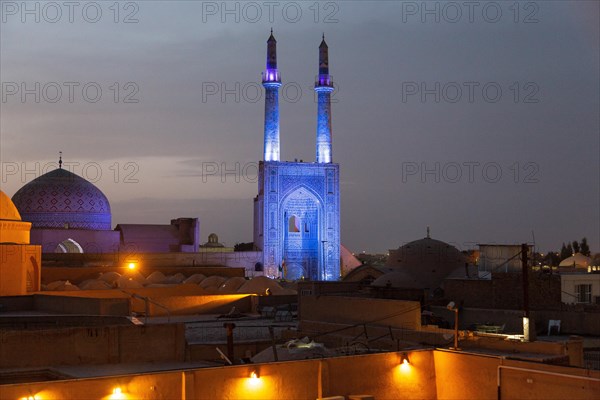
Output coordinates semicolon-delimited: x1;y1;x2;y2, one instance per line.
253;32;341;281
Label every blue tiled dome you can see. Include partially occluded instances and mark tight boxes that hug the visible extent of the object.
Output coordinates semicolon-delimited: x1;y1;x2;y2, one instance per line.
12;168;111;230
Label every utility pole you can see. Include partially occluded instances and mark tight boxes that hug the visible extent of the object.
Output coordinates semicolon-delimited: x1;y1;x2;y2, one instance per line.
224;323;236;363
521;243;530;342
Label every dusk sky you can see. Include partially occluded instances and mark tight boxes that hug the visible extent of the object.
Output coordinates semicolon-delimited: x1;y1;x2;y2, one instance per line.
1;1;598;254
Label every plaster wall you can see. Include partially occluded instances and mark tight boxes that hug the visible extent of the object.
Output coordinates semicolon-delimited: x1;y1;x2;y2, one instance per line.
0;324;185;368
434;350;600;400
0;244;41;295
300;296;421;330
561;274;600;304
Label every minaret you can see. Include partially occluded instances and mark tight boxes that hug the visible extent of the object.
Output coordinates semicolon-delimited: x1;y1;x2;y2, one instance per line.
315;34;334;163
262;29;282;162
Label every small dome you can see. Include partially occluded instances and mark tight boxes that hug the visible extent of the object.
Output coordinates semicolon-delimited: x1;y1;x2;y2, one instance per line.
12;168;111;230
559;253;592;269
237;276;284;294
0;190;21;221
386;236;466;289
202;233;224;248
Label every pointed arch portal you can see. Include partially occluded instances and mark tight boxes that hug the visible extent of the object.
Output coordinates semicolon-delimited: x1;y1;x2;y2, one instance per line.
281;187;322;280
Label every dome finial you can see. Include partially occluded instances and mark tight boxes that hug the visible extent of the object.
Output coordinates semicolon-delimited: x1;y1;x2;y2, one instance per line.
427;226;430;238
59;151;63;169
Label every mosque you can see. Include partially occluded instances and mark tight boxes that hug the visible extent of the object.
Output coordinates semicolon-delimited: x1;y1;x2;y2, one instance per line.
253;31;341;281
3;32;343;282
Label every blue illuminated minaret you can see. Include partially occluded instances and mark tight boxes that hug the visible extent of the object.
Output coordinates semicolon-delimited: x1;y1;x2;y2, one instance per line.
254;32;340;282
315;34;334;164
262;29;282;162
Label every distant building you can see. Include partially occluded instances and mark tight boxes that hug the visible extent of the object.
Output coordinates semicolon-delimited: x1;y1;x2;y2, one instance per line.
199;233;233;252
478;243;533;275
116;218;199;253
561;270;600;304
560;255;600;304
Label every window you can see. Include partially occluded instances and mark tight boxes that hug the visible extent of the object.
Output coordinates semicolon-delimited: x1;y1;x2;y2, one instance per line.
576;284;592;303
288;215;300;232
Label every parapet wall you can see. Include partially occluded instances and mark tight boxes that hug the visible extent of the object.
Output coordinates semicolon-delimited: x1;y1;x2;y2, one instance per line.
2;350;598;400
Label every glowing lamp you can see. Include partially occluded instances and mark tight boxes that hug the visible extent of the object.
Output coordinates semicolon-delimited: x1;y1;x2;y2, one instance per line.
110;387;126;400
250;370;260;380
399;353;411;372
126;261;138;270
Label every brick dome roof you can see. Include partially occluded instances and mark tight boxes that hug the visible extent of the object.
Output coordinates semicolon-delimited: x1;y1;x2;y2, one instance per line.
12;168;111;230
386;236;466;289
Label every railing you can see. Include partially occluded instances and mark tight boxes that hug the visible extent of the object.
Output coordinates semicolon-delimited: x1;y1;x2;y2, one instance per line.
584;350;600;370
262;70;281;83
315;74;334;88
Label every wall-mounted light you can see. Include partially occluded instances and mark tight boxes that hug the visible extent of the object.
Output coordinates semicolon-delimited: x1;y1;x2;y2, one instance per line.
400;353;410;365
400;353;411;372
246;369;263;389
109;387;126;400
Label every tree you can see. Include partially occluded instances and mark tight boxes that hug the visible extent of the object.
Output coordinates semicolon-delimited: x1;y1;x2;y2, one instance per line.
544;251;560;266
560;243;571;260
234;242;254;251
572;240;580;254
580;237;591;257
